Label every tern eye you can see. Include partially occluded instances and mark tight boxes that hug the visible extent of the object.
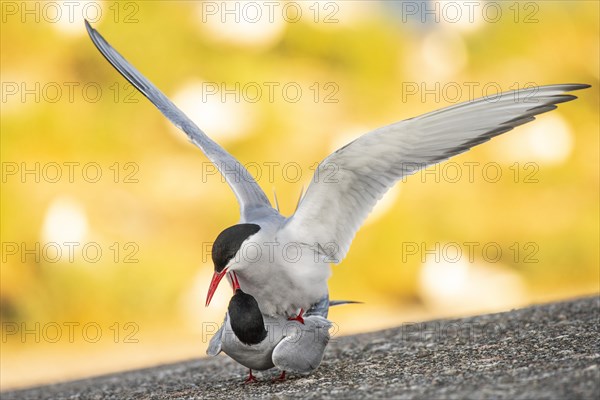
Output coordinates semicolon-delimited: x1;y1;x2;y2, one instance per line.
212;224;260;272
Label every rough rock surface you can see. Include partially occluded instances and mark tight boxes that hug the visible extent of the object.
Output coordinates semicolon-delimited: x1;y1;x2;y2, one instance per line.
4;296;599;399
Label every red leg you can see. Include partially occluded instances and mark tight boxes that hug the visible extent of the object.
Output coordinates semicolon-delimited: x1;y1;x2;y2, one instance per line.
272;371;286;382
288;309;304;324
244;369;258;384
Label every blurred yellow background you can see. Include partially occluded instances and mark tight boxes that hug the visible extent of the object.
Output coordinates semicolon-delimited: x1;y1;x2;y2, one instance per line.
1;0;598;390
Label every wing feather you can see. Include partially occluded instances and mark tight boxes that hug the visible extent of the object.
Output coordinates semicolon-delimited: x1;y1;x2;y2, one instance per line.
282;84;590;262
85;21;274;220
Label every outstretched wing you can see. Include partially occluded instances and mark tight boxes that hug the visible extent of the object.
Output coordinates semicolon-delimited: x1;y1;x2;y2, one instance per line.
281;84;590;263
85;21;274;220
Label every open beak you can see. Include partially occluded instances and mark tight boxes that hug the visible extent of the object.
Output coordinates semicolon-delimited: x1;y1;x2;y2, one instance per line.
205;268;228;307
229;271;241;292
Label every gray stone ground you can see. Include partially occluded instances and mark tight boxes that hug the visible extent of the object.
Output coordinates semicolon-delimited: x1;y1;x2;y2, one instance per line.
3;296;599;400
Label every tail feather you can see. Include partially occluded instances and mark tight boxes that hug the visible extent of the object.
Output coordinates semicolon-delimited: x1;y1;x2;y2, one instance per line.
329;300;363;307
305;295;363;318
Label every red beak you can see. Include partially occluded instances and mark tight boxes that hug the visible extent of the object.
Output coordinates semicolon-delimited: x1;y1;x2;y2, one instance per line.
229;271;241;292
205;268;228;307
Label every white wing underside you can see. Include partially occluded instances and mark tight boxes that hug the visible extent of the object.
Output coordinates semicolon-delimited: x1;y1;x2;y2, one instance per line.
85;21;274;221
282;84;589;263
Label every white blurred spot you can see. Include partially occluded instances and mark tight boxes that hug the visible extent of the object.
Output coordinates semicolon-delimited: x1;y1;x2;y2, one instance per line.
419;250;528;315
420;29;468;79
170;81;256;144
435;1;485;32
328;125;371;154
524;115;574;164
420;257;470;300
41;196;88;244
365;186;401;226
52;1;104;36
494;114;574;166
179;266;231;332
196;2;285;48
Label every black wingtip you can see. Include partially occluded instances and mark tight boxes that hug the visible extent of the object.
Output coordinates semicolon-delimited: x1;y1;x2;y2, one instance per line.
574;83;591;90
563;83;592;92
84;18;103;50
84;19;94;35
550;94;579;104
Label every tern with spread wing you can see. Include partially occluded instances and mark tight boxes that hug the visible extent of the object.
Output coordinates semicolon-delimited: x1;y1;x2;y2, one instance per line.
85;21;590;320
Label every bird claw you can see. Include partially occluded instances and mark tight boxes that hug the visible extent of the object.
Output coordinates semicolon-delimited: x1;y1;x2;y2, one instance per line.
272;371;286;382
288;309;305;324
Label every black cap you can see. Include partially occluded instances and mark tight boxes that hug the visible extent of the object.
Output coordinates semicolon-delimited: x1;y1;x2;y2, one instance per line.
228;290;268;346
212;224;260;272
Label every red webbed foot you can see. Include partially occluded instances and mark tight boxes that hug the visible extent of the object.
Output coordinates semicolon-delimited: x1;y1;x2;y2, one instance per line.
243;369;258;384
272;371;286;382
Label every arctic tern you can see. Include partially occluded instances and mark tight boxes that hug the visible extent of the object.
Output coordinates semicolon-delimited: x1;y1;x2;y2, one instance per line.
85;20;590;319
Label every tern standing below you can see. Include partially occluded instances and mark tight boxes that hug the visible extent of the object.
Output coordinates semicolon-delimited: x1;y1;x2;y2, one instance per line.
208;272;336;383
85;21;590;321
